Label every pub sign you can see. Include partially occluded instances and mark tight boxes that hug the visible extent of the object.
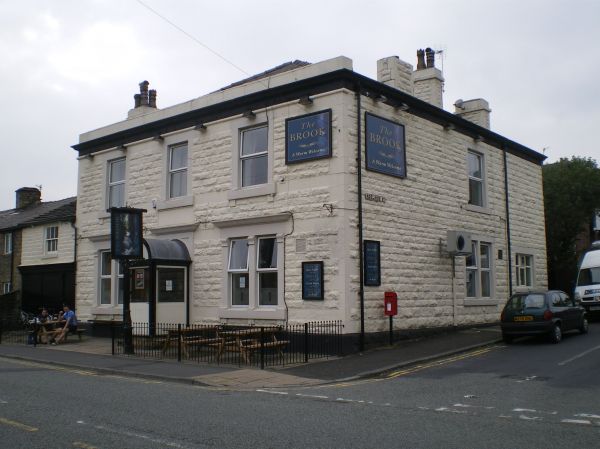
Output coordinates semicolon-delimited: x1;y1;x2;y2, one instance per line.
109;207;145;259
302;261;324;300
363;240;381;286
365;112;406;178
285;109;332;164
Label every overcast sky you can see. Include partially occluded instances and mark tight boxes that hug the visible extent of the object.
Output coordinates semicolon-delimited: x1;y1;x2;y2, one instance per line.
1;0;598;210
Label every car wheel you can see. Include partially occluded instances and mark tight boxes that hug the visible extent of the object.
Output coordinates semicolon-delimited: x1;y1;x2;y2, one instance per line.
550;324;562;343
579;317;589;334
502;333;513;344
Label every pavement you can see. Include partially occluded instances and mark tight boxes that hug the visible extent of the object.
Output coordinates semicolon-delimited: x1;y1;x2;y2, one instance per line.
0;325;502;389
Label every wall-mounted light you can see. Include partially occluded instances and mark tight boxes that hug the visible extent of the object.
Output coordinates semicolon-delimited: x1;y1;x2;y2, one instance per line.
242;110;255;119
375;94;388;103
118;144;127;152
152;134;164;142
194;123;207;131
298;95;313;106
397;102;409;111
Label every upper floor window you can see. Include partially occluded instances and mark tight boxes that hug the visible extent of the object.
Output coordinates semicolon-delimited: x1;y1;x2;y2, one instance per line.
108;158;126;208
468;151;485;207
466;240;492;298
45;226;58;253
3;233;12;254
169;143;188;198
240;126;268;187
515;253;533;288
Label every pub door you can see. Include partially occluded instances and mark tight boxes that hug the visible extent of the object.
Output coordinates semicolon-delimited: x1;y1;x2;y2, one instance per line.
155;265;187;324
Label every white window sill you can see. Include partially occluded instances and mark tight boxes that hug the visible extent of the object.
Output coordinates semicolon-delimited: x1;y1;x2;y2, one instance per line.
42;253;58;259
227;183;275;200
464;299;498;306
156;195;194;211
91;306;122;315
97;211;110;219
464;204;492;215
218;307;286;320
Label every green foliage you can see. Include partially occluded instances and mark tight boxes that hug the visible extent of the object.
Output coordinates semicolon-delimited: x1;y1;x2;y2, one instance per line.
543;156;600;292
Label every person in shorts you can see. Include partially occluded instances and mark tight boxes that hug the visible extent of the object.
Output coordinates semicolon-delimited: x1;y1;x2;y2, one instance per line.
51;305;77;345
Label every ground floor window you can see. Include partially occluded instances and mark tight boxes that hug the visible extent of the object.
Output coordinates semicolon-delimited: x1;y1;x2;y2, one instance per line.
98;250;124;306
466;240;493;298
1;282;11;294
228;236;278;307
515;253;533;287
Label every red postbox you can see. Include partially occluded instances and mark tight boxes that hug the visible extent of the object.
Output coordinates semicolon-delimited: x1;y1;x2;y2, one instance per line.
384;291;398;316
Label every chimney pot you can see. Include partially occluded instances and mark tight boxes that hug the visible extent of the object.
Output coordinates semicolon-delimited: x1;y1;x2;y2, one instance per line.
416;49;426;70
425;48;435;68
148;89;157;108
139;80;149;106
134;93;141;108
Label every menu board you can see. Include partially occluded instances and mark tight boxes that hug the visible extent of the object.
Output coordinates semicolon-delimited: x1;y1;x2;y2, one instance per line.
302;261;324;300
364;240;381;286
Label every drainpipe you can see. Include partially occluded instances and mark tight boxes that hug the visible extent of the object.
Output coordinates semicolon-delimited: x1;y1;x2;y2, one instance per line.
70;222;77;311
356;88;365;352
503;146;513;296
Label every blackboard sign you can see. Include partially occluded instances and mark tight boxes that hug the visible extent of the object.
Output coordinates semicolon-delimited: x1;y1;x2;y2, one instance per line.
109;207;146;259
302;261;324;300
364;240;381;286
365;113;406;178
286;109;332;164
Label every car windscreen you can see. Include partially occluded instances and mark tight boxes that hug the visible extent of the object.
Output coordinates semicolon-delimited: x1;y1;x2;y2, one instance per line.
577;268;600;286
505;294;545;310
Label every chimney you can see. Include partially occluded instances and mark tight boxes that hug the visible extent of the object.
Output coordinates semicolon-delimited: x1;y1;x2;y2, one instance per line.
412;48;444;108
454;98;491;129
377;56;414;94
128;80;158;119
16;187;41;209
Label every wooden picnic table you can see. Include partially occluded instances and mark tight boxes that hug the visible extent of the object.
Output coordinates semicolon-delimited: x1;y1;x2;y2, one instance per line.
217;327;289;363
160;327;223;359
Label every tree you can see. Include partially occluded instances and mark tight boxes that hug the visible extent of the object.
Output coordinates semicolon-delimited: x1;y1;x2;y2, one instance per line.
543;157;600;293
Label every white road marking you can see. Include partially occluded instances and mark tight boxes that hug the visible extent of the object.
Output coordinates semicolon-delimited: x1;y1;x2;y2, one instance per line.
558;345;600;366
0;399;7;404
575;413;600;419
295;393;329;399
562;419;592;425
255;389;288;395
513;408;536;412
78;423;192;449
519;415;542;421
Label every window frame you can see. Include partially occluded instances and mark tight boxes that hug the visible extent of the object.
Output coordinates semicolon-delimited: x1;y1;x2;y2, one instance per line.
3;233;13;255
467;150;485;207
168;142;188;199
256;236;278;307
228;238;249;307
44;225;59;254
465;239;494;299
2;282;11;294
98;249;124;306
240;125;269;188
515;253;534;288
107;157;126;208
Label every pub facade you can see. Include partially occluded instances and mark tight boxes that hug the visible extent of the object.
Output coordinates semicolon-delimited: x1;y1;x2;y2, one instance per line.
72;52;547;338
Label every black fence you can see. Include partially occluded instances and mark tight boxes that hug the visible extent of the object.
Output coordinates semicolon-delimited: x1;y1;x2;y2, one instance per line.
112;321;344;369
0;312;35;345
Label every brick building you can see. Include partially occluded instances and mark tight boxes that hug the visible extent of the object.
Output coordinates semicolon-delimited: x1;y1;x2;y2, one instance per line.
72;51;547;341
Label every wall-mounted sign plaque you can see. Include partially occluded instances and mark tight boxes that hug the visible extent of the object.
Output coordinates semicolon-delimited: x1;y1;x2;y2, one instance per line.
302;261;324;300
363;240;381;286
286;109;332;164
365;112;406;178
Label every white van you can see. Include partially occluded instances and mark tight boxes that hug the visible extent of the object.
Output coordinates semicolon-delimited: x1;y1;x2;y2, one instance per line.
574;241;600;314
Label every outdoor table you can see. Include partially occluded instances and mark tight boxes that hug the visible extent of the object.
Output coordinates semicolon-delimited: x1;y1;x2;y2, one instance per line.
216;327;288;363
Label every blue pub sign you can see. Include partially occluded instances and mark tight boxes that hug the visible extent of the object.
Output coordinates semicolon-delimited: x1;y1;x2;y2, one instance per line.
285;109;332;164
365;113;406;178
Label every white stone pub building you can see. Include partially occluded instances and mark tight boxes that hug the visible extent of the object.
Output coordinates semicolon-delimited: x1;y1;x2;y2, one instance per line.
72;51;547;341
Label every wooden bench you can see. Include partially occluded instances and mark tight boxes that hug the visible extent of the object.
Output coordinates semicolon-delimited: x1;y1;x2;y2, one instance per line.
240;337;290;363
217;327;289;363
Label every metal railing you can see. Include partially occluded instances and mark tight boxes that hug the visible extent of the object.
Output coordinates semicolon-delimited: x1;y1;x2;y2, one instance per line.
112;321;344;369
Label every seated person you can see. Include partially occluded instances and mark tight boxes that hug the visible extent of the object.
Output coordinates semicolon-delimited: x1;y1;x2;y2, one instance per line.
51;305;78;345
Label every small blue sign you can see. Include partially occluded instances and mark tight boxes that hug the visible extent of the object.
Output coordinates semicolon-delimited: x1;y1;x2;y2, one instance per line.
365;113;406;178
302;261;324;300
364;240;381;286
286;110;332;164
